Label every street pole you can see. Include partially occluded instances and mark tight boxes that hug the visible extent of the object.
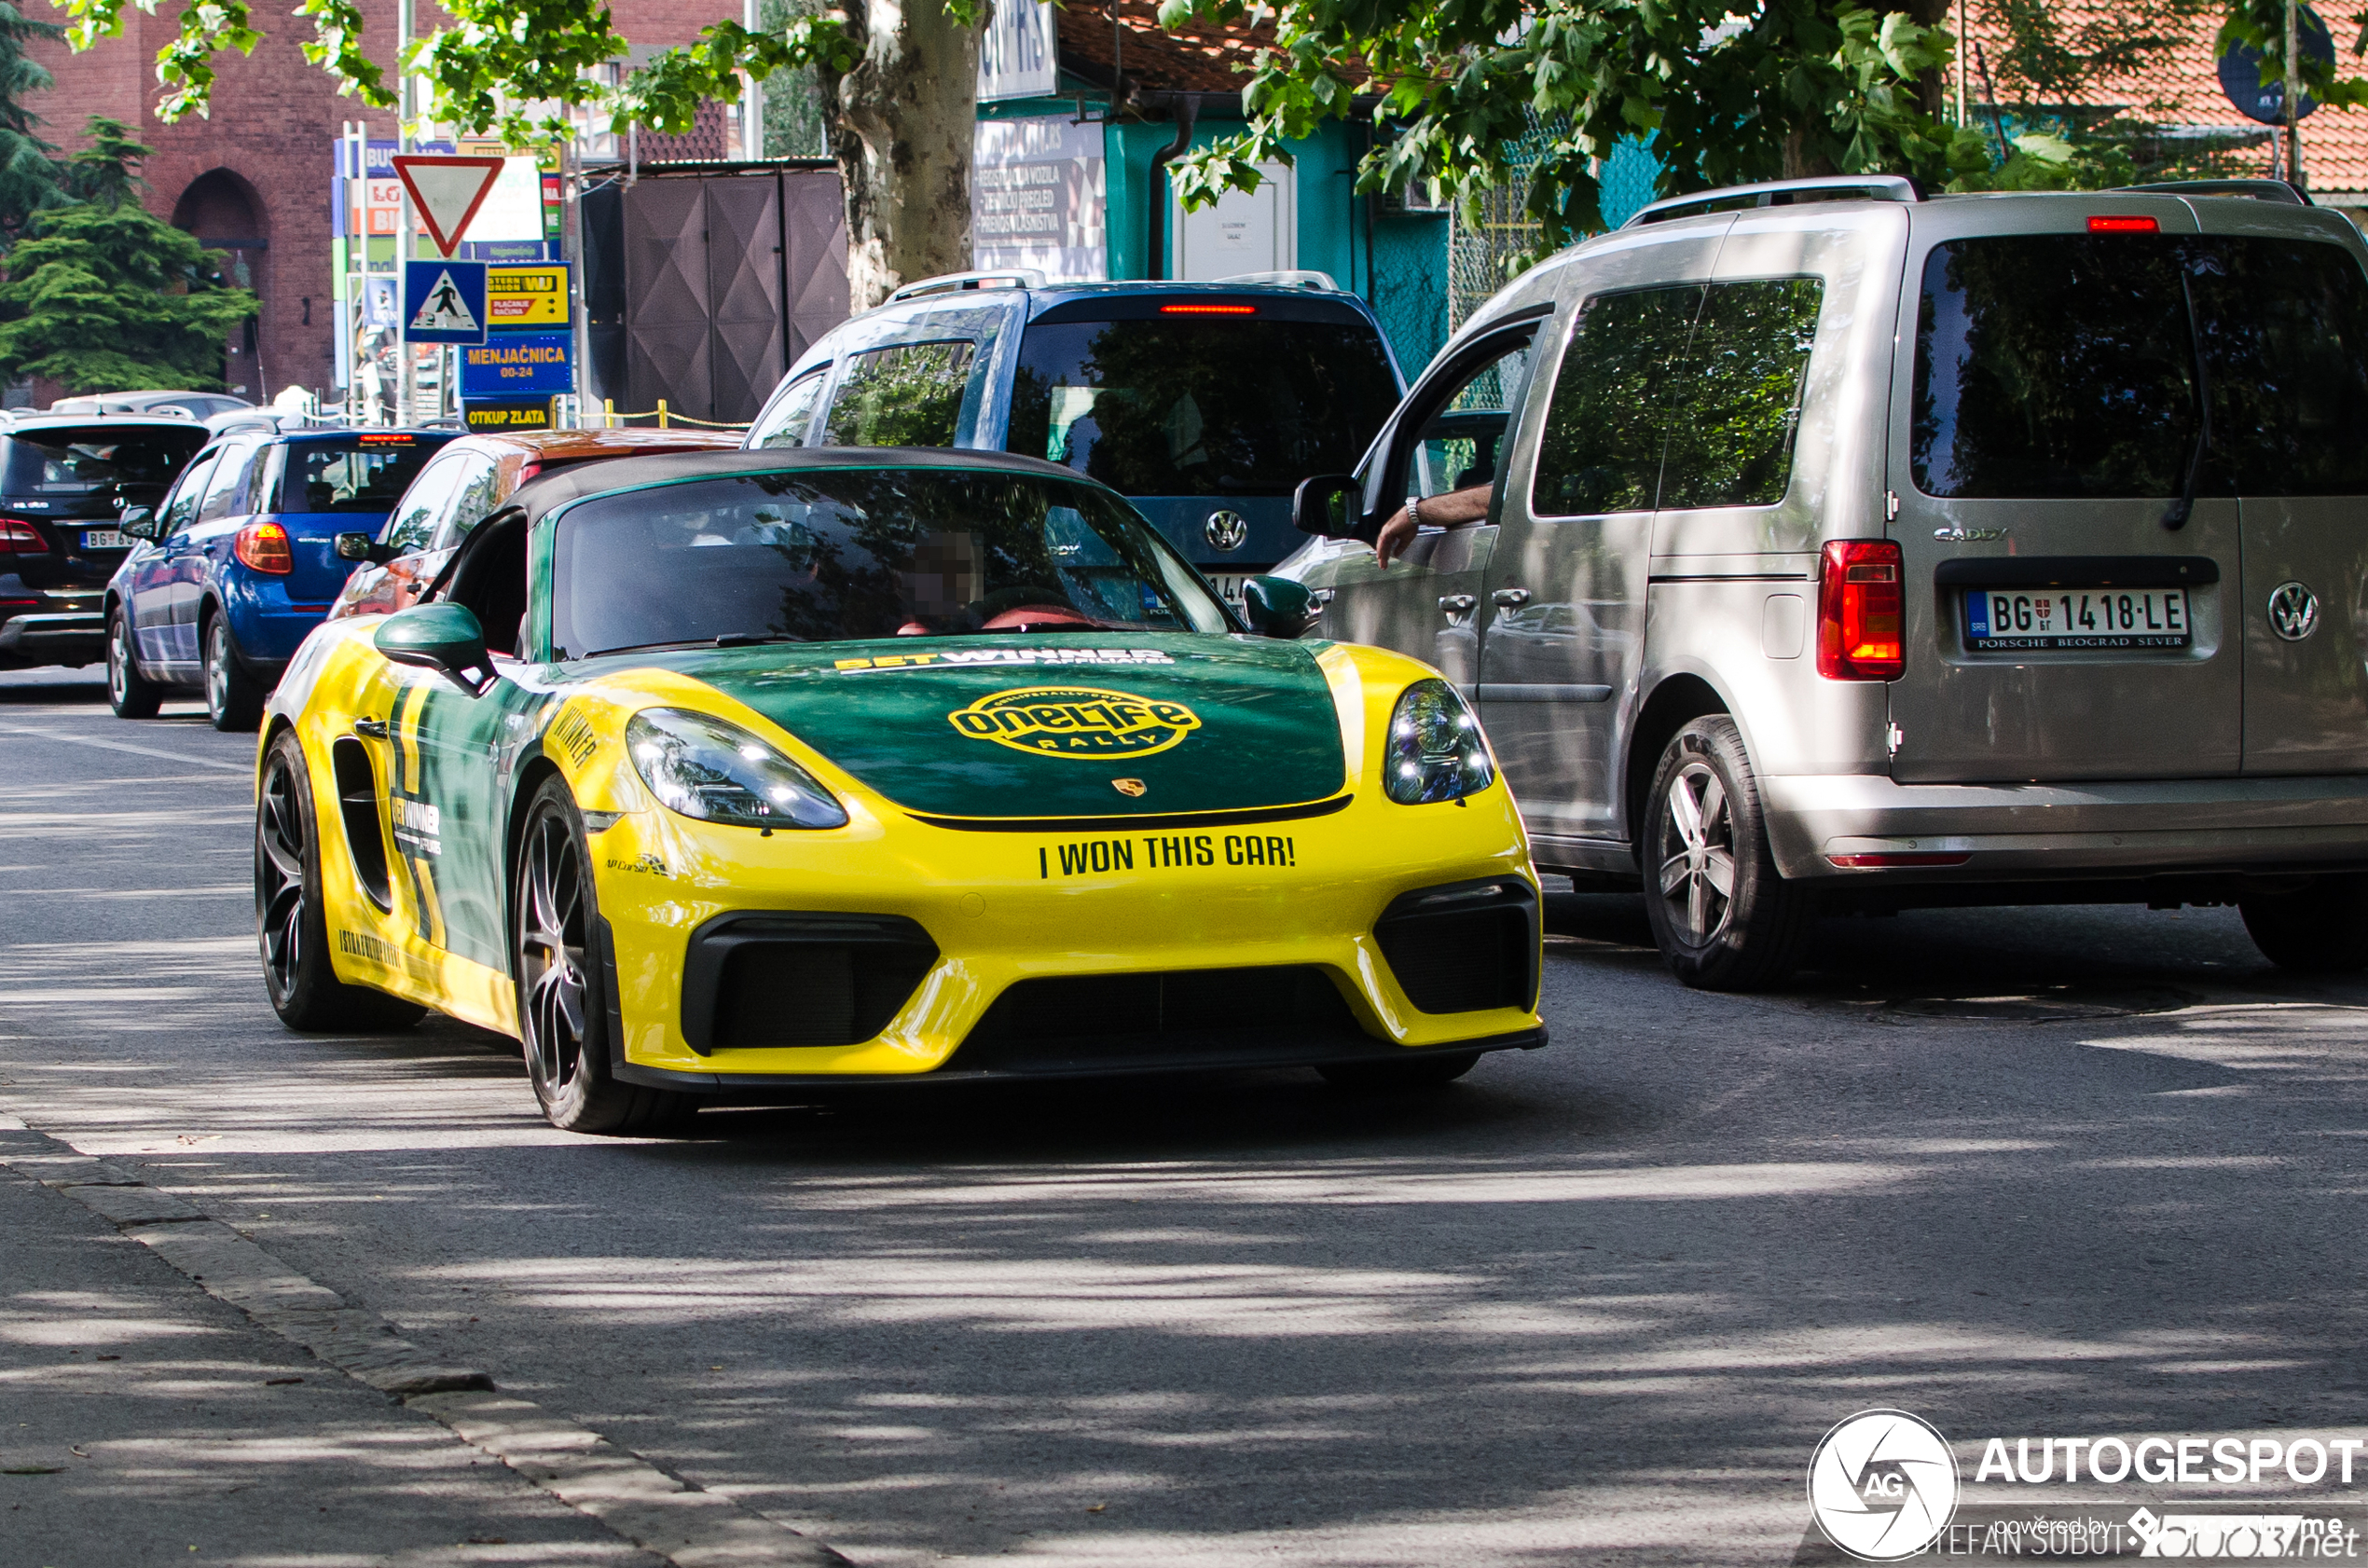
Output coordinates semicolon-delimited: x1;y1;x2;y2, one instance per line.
560;137;587;430
2285;0;2302;186
1955;0;1968;127
397;0;416;427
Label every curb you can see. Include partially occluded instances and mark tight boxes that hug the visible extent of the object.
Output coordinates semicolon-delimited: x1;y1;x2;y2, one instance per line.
0;1116;853;1567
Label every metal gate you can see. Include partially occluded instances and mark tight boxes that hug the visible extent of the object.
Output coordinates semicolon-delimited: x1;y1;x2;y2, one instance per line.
590;164;848;425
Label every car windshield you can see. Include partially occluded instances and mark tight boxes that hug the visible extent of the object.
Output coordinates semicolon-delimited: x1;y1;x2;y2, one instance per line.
278;434;446;514
1;424;207;495
1004;312;1398;497
550;467;1233;659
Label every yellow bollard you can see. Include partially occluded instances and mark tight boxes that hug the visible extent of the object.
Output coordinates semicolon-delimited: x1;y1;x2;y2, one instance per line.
657;398;668;429
603;397;615;429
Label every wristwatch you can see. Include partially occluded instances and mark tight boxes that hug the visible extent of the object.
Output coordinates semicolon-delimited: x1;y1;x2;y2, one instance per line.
1405;493;1423;529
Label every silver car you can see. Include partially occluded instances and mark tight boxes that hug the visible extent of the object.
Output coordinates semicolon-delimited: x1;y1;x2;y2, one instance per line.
1280;175;2368;988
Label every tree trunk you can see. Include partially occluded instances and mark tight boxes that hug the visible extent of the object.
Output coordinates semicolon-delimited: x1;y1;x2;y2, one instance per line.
828;0;979;312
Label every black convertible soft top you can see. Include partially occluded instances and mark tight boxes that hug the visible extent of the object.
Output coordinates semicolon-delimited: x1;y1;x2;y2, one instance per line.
497;445;1105;526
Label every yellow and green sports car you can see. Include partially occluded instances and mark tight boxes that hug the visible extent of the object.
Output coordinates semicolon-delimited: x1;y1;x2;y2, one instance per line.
254;449;1544;1132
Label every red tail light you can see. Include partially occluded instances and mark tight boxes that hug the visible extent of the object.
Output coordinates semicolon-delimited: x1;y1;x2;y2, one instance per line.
233;520;294;574
1818;539;1904;681
0;518;45;553
516;461;543;482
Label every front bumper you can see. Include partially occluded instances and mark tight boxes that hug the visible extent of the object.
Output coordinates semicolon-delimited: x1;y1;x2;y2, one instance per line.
1764;772;2368;882
0;611;103;667
590;784;1546;1081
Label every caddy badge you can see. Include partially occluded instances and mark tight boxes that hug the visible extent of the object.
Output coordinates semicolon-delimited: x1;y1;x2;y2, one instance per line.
2269;581;2320;641
1205;510;1248;552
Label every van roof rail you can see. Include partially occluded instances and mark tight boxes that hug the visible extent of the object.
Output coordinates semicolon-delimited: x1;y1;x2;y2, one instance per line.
2113;178;2312;206
1213;269;1340;291
887;269;1045;303
1622;175;1921;229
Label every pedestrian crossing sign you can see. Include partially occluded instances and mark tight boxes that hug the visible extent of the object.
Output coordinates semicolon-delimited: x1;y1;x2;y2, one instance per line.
402;260;488;344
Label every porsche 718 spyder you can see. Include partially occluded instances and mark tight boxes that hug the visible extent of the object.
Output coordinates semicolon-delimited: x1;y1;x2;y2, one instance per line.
254;448;1545;1133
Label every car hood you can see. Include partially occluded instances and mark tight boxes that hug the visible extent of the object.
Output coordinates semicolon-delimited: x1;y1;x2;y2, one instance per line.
627;633;1349;821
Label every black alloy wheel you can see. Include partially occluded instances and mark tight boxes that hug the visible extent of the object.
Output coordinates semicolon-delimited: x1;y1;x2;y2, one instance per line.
106;606;161;719
1641;716;1814;991
513;776;691;1135
204;613;265;732
255;728;424;1032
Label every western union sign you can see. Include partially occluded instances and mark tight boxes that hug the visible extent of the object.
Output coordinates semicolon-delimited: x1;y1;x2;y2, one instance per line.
487;264;568;326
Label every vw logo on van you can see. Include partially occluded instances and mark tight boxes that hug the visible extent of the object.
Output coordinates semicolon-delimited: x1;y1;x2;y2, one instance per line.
2268;582;2320;641
1204;510;1248;552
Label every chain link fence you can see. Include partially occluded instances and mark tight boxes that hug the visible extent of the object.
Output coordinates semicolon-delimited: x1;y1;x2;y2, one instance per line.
1446;132;1661;329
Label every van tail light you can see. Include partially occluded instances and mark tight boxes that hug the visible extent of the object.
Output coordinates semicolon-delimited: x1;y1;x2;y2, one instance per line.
0;518;45;553
233;520;295;574
1818;539;1905;681
2087;215;2158;233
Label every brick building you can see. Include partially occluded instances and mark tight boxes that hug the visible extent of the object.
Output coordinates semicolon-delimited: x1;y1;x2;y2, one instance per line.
26;0;738;403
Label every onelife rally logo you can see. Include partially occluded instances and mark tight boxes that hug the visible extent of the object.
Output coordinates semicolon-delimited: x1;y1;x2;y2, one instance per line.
947;687;1200;760
1809;1410;1962;1561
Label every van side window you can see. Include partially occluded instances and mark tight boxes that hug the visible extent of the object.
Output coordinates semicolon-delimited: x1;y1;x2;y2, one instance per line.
1659;278;1823;509
1397;337;1535;505
1529;286;1700;516
2190;240;2368;495
821;341;977;447
749;368;829;448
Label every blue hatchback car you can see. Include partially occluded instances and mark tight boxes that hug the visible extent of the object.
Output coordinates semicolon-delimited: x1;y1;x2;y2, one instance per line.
740;270;1406;597
105;428;457;729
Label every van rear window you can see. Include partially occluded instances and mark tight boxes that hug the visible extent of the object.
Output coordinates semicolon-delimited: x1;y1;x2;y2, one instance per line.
1913;235;2368;498
1005;316;1397;497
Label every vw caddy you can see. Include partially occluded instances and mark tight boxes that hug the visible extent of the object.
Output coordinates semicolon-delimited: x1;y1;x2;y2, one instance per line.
1280;176;2368;988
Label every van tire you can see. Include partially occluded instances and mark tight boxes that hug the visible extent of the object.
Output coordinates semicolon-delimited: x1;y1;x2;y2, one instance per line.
1642;717;1814;991
2239;876;2368;972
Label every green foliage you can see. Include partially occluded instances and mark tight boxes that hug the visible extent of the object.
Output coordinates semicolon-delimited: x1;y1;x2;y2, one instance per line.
0;121;255;392
2217;0;2368;112
0;0;65;249
1161;0;2000;256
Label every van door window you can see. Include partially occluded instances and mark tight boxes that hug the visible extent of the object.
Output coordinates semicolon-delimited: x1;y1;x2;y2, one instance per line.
821;341;977;447
2189;240;2368;495
1659;278;1823;510
1529;285;1701;517
1399;337;1535;503
749;367;829;448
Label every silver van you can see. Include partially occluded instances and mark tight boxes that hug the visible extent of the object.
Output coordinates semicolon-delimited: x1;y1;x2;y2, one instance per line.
1279;175;2368;988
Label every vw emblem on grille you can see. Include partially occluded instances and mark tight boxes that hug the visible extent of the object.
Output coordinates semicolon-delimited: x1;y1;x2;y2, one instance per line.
1204;510;1248;552
2269;581;2320;641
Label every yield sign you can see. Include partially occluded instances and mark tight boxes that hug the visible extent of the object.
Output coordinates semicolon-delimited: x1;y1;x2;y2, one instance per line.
391;155;504;255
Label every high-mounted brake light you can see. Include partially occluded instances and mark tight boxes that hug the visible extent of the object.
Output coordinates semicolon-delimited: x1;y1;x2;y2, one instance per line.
233;519;294;574
358;433;416;445
0;518;44;553
1817;539;1905;681
2087;215;2158;233
1160;303;1257;315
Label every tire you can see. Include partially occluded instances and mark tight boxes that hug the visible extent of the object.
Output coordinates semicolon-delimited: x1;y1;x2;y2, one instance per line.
1318;1052;1480;1090
255;729;426;1033
105;605;161;719
203;612;265;732
2240;875;2368;972
1641;715;1815;991
514;776;693;1135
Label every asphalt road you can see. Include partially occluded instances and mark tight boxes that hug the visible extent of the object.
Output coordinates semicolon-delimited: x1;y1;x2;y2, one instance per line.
6;667;2368;1565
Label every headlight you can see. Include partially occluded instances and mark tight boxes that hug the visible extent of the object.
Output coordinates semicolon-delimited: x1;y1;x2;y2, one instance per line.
1384;680;1494;805
625;708;847;829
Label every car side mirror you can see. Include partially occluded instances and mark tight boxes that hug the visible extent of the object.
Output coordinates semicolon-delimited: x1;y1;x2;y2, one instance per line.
336;531;399;565
1292;473;1360;539
117;506;158;540
375;602;494;695
1240;575;1320;640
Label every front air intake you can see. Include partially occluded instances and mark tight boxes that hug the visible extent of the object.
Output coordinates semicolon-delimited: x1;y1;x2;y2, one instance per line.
1373;878;1539;1013
681;913;938;1054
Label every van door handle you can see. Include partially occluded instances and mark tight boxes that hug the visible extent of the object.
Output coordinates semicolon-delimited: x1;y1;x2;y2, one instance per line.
352;718;389;739
1492;587;1532;608
1439;594;1478;625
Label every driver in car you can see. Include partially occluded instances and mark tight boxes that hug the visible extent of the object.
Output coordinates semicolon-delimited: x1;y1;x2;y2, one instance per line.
1375;482;1492;569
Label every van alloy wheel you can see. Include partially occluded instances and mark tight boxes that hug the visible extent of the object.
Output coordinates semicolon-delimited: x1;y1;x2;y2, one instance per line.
1658;760;1736;944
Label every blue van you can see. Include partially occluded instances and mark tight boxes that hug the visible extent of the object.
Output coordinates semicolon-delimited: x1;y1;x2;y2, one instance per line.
741;271;1405;595
104;428;457;729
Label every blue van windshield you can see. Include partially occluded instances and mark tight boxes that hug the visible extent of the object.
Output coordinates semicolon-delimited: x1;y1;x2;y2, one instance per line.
1005;315;1397;497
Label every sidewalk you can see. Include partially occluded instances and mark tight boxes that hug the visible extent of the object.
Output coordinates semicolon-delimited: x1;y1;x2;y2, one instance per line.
0;1128;662;1568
